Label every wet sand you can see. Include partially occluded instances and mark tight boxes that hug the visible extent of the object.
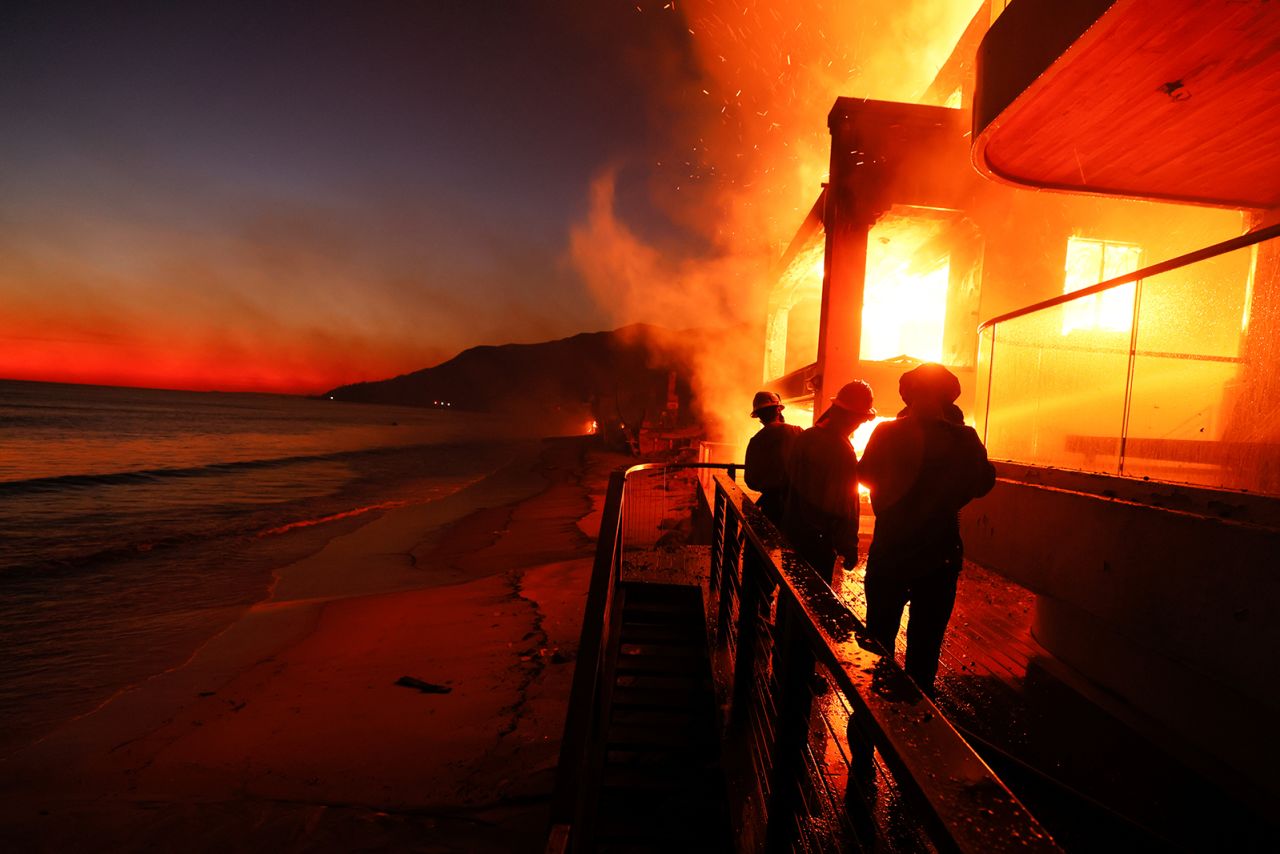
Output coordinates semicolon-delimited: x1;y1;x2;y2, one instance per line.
0;437;623;852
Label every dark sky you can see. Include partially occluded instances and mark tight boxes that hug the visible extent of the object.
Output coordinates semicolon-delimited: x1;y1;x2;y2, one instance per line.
0;1;976;392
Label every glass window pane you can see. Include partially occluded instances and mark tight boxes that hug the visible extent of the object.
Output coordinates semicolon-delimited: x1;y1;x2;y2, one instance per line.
1125;244;1254;489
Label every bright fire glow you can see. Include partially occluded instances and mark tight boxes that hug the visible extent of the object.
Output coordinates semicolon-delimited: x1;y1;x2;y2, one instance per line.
1061;236;1141;334
861;214;950;363
775;404;890;497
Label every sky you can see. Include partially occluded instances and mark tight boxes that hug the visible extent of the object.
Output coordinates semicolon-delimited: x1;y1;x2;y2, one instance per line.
1;1;979;393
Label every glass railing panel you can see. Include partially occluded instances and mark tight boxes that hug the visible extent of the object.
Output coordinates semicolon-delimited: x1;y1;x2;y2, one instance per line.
1124;244;1255;490
974;325;994;441
978;226;1280;496
984;299;1131;473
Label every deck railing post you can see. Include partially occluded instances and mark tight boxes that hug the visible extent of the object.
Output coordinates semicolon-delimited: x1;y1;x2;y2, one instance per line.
763;597;818;851
711;486;727;596
718;512;743;650
729;541;764;728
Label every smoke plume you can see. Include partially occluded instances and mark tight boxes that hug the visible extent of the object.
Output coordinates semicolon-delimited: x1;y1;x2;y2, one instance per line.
570;1;983;448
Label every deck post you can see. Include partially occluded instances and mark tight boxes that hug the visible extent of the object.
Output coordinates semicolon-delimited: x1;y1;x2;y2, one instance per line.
763;598;818;851
718;513;740;642
710;487;727;595
729;543;765;728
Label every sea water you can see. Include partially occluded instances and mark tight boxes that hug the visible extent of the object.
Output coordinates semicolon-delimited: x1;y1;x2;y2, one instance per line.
0;380;524;754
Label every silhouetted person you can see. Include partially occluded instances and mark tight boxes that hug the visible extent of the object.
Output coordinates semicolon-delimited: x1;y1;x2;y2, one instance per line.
858;363;995;695
744;391;803;524
783;381;876;582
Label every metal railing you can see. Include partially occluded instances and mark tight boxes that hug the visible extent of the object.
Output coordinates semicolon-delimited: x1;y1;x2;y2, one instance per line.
549;463;1057;852
975;222;1280;496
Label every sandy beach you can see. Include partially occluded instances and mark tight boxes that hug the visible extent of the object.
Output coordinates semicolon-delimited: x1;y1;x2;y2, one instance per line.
0;437;623;853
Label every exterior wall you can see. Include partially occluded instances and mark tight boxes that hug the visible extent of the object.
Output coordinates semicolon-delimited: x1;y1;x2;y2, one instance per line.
961;467;1280;800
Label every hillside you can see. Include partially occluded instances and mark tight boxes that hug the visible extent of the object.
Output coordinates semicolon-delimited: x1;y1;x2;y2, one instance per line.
324;324;705;432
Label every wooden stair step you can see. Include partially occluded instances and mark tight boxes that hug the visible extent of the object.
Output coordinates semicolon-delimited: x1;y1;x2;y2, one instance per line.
611;681;706;706
605;722;702;748
619;622;703;644
614;653;703;675
618;639;702;658
609;705;700;727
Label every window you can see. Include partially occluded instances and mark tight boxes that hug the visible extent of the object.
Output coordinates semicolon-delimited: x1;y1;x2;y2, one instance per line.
1061;237;1141;334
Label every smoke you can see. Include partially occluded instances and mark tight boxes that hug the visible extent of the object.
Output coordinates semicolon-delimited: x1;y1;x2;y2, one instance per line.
569;1;983;448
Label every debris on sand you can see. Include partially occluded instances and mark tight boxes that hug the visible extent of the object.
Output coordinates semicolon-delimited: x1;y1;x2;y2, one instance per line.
395;676;452;694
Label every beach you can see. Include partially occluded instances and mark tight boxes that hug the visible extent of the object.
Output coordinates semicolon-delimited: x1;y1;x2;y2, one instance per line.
0;436;623;852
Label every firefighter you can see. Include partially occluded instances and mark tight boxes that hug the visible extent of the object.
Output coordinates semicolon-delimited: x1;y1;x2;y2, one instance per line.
744;391;803;524
783;381;876;583
858;363;995;695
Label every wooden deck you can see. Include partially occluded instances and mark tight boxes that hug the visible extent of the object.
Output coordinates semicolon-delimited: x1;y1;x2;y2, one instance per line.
559;468;1276;851
832;524;1276;851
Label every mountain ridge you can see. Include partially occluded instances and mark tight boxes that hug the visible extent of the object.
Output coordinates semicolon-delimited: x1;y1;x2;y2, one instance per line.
324;323;713;431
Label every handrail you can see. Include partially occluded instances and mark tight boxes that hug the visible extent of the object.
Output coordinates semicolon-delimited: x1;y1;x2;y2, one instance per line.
714;472;1059;853
977;221;1280;333
619;461;738;477
546;468;624;850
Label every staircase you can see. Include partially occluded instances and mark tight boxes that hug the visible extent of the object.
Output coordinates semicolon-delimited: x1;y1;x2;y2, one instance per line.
592;582;730;852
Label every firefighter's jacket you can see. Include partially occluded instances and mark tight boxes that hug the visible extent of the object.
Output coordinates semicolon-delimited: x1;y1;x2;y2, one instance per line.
744;421;803;495
783;421;861;557
859;413;996;577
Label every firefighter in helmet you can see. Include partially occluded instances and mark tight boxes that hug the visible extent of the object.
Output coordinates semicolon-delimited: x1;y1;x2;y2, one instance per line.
858;363;995;694
783;381;877;582
744;391;803;524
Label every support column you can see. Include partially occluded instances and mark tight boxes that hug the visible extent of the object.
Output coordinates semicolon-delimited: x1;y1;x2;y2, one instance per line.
817;101;886;409
816;205;873;408
814;97;972;408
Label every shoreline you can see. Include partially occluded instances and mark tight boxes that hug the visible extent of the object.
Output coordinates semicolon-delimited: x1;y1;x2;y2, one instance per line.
0;437;540;760
0;436;626;852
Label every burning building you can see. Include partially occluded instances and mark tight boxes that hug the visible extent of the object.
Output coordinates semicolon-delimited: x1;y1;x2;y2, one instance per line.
760;0;1280;818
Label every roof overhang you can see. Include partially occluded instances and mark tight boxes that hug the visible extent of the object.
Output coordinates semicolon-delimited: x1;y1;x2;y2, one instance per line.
828;98;977;216
972;0;1280;209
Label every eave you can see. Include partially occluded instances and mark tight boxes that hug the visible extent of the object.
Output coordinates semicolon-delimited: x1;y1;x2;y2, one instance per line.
972;0;1280;210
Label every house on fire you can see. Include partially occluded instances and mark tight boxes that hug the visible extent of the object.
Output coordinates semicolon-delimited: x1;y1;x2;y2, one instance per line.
761;0;1280;817
551;2;1280;851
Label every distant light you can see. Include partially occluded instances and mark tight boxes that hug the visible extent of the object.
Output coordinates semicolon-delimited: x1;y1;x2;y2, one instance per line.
328;396;334;400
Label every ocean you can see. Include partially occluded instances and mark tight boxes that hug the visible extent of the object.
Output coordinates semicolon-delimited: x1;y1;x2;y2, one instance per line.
0;380;527;755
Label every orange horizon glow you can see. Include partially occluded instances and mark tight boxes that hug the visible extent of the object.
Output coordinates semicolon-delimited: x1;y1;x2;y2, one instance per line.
0;332;444;395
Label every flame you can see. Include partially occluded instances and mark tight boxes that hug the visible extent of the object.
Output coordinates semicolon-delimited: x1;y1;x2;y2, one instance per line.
787;408;890;457
1061;236;1141;334
784;403;890;496
861;213;951;363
